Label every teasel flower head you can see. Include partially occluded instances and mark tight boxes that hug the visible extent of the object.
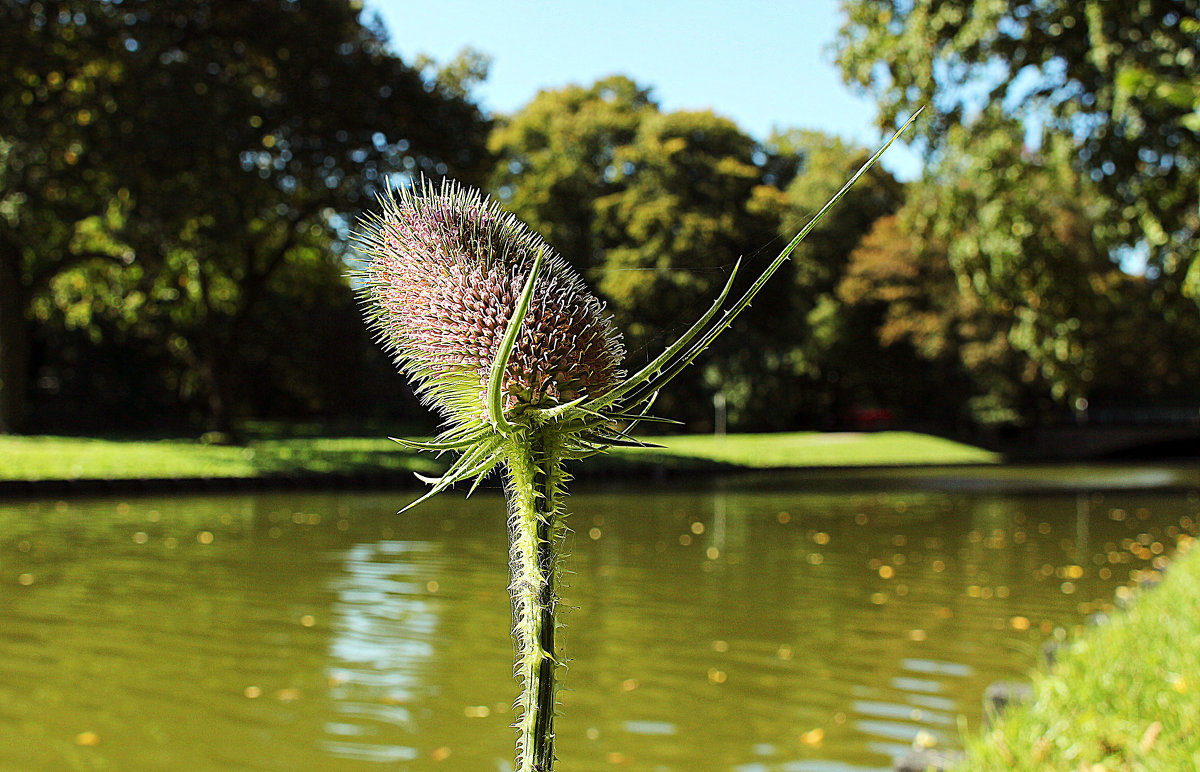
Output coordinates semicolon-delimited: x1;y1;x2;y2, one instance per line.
354;110;918;509
358;179;625;426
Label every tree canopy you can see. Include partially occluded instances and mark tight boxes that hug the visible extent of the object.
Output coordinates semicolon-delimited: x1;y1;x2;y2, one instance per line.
0;0;491;433
5;2;1197;439
490;77;811;427
835;0;1199;301
835;0;1200;425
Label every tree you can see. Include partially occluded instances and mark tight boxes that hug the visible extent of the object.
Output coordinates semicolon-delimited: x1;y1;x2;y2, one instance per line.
835;0;1200;304
597;108;796;427
841;211;1044;427
838;126;1187;427
0;0;125;432
0;0;492;434
490;78;798;428
488;76;656;278
756;130;905;426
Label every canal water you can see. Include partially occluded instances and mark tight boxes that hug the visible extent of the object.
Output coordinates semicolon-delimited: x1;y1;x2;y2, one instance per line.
2;464;1198;771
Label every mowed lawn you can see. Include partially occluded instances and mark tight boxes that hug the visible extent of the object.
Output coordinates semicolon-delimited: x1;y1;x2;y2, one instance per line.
0;435;439;481
620;430;999;469
0;430;997;482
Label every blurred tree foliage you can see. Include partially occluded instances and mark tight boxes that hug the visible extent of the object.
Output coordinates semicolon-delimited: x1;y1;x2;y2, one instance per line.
836;0;1200;425
840;135;1126;426
0;0;119;432
4;0;1197;438
492;78;823;428
490;77;964;430
835;0;1198;294
760;130;914;426
489;76;656;279
0;0;490;434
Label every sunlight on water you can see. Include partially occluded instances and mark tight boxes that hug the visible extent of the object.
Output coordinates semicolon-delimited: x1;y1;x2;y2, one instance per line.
0;467;1197;770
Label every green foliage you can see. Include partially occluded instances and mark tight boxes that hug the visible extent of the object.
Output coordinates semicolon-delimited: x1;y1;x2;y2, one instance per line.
1;0;492;434
835;0;1200;423
593;109;777;342
489;76;656;277
754;130;914;427
835;0;1200;301
839;129;1200;426
0;3;126;431
769;129;901;296
921;127;1124;409
490;77;803;428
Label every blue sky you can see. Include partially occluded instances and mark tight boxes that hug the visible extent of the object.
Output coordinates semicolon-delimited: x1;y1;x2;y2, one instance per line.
366;0;923;180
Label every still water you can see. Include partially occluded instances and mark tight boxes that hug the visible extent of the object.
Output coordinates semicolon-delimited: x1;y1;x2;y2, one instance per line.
2;465;1198;771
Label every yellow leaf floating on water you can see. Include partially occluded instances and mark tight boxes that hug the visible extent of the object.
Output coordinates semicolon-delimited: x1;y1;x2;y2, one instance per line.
913;729;937;750
75;731;100;747
801;728;824;747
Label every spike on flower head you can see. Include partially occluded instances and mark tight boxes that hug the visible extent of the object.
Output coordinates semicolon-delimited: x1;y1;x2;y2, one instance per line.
357;179;626;427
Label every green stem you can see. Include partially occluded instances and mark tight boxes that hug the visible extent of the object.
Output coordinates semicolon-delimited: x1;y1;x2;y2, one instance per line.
504;427;566;772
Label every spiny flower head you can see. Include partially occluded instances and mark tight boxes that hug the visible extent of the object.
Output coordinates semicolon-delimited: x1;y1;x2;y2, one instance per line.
354;111;917;508
357;179;625;427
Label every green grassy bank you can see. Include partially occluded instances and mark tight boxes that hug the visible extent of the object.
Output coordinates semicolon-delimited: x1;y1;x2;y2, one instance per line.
620;430;998;469
0;430;997;482
955;538;1200;771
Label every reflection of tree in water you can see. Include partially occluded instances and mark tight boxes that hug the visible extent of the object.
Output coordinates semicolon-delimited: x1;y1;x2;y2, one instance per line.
322;540;443;764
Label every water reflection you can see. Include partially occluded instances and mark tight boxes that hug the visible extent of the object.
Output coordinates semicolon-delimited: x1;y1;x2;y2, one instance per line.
0;469;1196;771
322;540;441;762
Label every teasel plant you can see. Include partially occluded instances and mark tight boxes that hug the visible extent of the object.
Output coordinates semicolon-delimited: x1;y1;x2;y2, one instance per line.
355;110;919;772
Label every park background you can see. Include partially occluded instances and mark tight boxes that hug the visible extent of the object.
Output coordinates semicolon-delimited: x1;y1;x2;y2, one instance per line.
4;4;1200;771
2;0;1198;455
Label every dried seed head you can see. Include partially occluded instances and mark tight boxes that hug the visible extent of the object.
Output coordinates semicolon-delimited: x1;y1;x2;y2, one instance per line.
358;179;625;424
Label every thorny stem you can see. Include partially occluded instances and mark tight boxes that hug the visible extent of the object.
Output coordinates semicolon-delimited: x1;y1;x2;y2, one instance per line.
505;427;567;772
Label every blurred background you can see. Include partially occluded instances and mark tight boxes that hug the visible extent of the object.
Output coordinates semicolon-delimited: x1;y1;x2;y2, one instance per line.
2;0;1198;448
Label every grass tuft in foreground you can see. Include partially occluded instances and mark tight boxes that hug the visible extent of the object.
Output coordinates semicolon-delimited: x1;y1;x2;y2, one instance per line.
955;537;1200;770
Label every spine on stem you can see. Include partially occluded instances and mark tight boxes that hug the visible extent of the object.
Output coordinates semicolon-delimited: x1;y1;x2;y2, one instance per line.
505;427;567;772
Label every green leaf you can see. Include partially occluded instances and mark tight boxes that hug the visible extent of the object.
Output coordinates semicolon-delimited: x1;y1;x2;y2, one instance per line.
487;246;546;434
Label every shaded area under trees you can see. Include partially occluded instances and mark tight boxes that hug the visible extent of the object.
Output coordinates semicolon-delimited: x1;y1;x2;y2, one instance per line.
1;0;490;435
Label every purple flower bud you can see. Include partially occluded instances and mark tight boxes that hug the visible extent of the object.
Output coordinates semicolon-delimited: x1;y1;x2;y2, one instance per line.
358;180;625;424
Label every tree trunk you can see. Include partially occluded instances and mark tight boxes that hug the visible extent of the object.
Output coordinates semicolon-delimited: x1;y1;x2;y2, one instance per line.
198;337;242;441
0;252;31;434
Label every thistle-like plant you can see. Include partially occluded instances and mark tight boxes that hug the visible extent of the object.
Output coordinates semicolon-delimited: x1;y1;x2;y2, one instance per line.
356;111;919;772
